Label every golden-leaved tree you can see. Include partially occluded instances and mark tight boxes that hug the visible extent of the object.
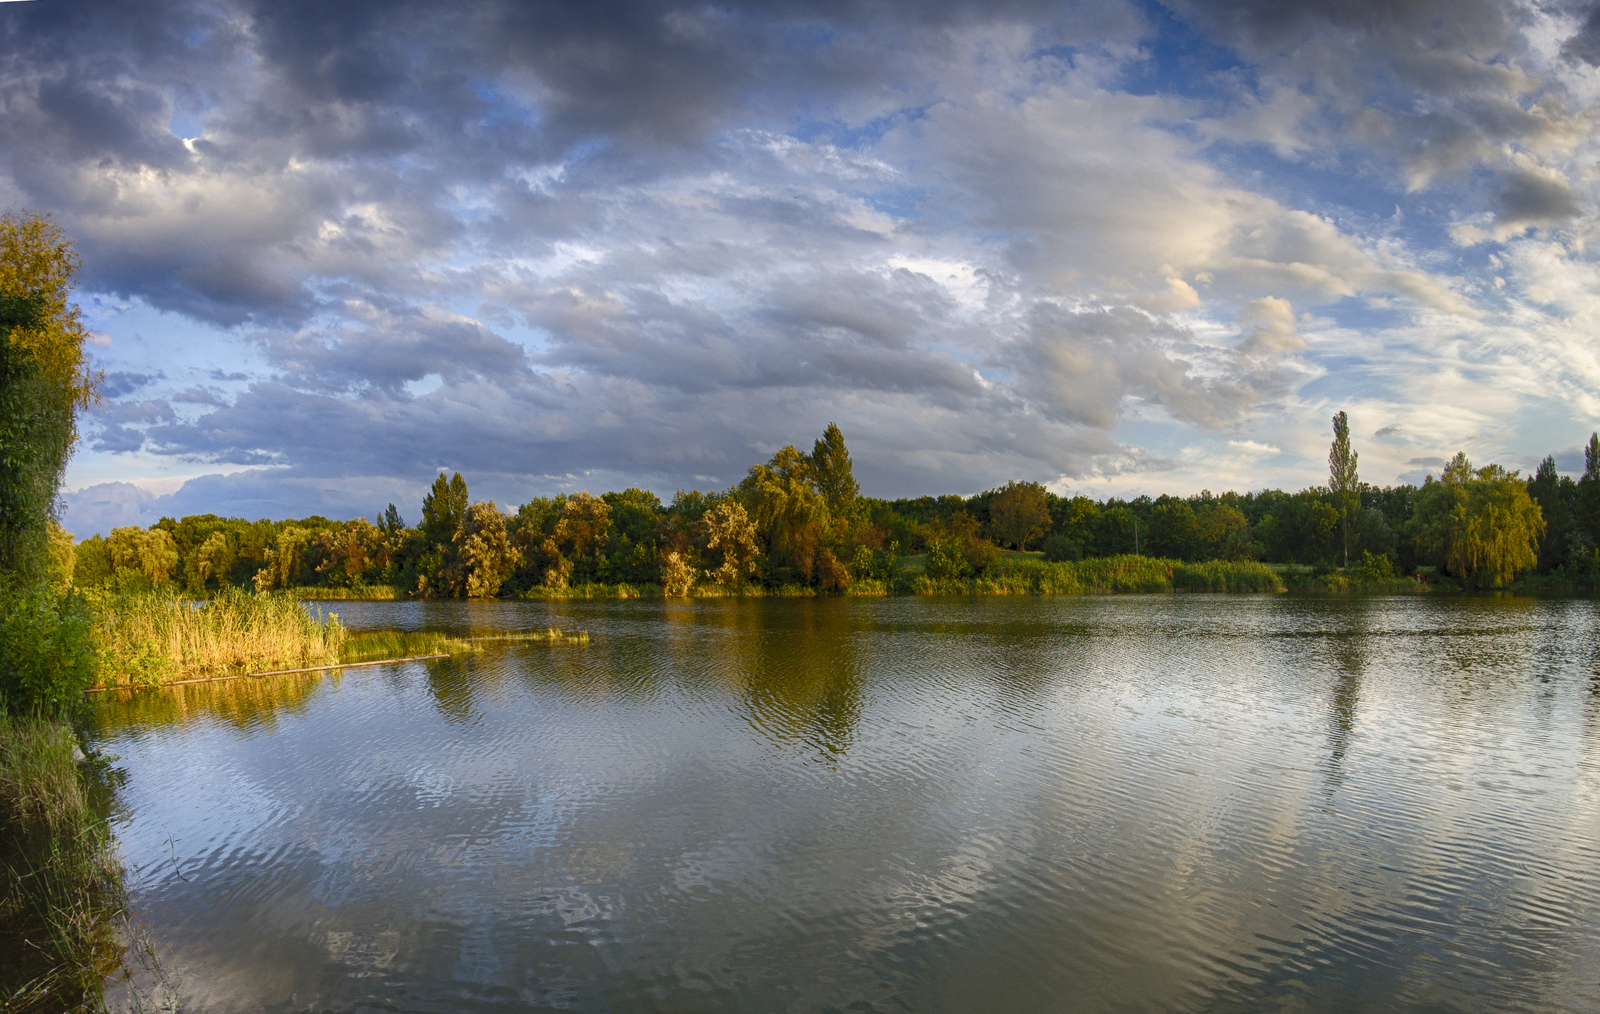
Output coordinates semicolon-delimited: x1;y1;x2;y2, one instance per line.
702;502;759;586
455;501;517;597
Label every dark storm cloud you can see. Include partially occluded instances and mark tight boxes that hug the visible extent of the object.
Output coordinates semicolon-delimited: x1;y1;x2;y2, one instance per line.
1560;4;1600;65
1491;166;1583;227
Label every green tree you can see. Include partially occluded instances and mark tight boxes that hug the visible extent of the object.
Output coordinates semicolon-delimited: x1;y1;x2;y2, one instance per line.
1527;455;1582;573
421;471;468;547
809;422;860;518
989;481;1051;550
1147;500;1201;559
1329;410;1359;568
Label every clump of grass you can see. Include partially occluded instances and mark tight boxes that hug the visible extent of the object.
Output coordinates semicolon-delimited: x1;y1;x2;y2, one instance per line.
340;630;474;663
1171;560;1284;592
92;588;346;687
0;714;126;1013
339;628;590;663
466;629;590;645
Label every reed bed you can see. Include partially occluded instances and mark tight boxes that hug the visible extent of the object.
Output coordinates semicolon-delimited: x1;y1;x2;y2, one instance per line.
0;714;126;1013
91;588;346;687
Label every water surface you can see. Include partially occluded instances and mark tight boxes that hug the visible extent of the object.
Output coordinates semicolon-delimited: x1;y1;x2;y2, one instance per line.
90;596;1600;1012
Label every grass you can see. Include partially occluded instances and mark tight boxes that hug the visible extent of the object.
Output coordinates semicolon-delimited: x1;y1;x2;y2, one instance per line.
91;588;346;687
338;628;588;663
0;714;127;1013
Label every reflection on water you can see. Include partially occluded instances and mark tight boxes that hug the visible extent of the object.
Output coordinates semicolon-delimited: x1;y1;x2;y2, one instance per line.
90;596;1600;1013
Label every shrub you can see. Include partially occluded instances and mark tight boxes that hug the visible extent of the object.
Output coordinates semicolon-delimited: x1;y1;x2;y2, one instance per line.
0;576;97;715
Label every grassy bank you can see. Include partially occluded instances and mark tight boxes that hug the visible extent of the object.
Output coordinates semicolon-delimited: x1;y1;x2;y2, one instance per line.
92;588;346;688
906;555;1286;595
0;714;126;1012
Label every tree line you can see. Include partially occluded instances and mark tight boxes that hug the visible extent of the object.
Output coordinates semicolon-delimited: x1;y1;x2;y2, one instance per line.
67;413;1583;596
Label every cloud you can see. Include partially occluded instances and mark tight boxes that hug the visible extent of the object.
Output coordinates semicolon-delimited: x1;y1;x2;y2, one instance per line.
1237;297;1308;354
4;0;1594;516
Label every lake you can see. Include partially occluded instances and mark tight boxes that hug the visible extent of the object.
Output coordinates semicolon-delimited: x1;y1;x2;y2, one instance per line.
87;595;1600;1012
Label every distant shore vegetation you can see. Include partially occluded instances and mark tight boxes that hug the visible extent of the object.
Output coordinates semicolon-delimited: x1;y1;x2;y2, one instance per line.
64;418;1581;601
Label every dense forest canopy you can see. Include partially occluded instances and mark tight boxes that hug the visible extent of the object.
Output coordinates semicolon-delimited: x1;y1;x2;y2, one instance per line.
65;417;1586;597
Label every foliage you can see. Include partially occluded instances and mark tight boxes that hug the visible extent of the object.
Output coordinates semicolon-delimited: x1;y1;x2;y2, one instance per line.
1328;410;1359;567
1408;453;1544;588
1351;550;1395;583
1527;455;1584;573
104;525;178;589
455;500;517;597
0;295;73;579
702;502;759;586
989;481;1051;550
0;577;98;714
810;422;861;518
0;214;98;412
661;551;696;596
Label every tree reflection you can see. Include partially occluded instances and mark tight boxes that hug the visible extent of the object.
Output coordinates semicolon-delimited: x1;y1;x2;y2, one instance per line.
733;599;863;765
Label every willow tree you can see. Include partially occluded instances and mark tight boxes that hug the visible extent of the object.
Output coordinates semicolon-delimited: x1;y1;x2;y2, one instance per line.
740;444;829;577
1329;411;1358;568
1409;453;1544;588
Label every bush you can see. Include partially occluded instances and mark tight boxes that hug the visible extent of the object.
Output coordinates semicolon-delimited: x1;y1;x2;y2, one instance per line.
1352;550;1395;583
0;576;97;715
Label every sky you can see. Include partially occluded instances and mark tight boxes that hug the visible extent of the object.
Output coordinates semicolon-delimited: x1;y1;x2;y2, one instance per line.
7;0;1600;537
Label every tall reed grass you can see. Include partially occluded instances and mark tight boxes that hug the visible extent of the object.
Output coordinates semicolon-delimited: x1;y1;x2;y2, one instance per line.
92;588;346;687
0;714;126;1012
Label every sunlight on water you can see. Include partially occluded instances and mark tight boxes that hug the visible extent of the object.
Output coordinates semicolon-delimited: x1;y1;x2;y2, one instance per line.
89;597;1600;1013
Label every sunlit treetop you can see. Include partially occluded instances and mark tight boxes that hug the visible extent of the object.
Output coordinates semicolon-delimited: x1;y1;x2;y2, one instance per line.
0;211;100;411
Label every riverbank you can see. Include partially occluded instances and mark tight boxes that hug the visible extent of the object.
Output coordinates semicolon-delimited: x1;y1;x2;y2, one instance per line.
0;714;125;1012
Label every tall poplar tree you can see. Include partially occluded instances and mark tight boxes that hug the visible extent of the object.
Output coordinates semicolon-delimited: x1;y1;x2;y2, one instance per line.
809;422;860;518
1328;411;1359;568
